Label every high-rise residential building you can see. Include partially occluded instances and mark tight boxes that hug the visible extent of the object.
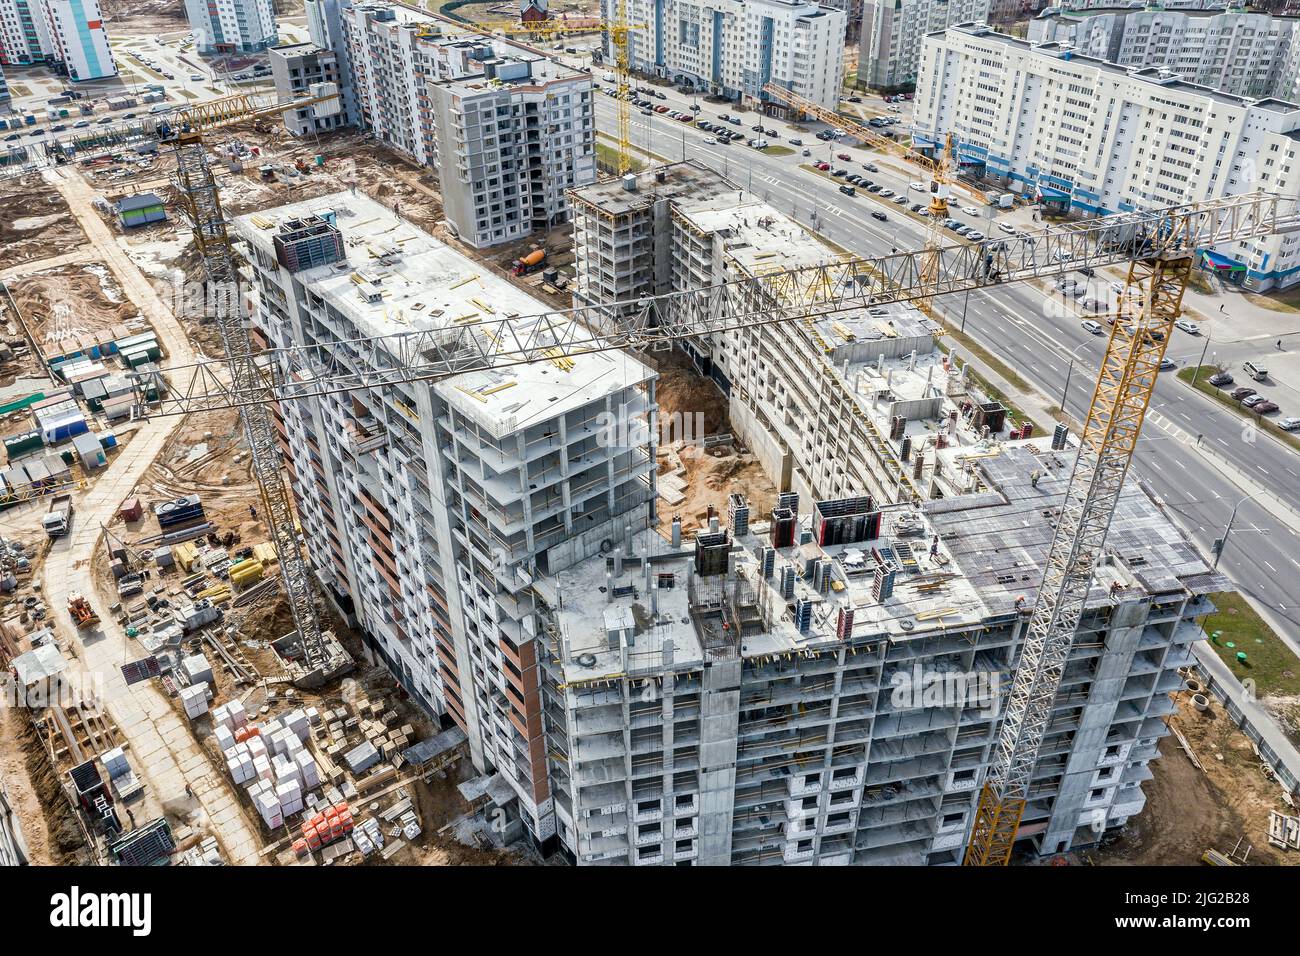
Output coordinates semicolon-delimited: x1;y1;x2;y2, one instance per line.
605;0;847;110
340;3;596;248
233;192;658;853
269;43;350;135
0;62;10;112
857;0;990;90
1028;5;1300;101
304;0;357;123
0;0;116;81
913;23;1300;290
183;0;278;55
555;160;1225;865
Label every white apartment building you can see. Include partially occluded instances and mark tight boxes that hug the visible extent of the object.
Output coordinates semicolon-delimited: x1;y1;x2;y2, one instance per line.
1028;5;1300;101
913;24;1300;290
858;0;990;90
342;3;596;248
234;192;658;854
607;0;847;110
555;161;1223;865
183;0;277;55
269;43;349;135
0;0;115;81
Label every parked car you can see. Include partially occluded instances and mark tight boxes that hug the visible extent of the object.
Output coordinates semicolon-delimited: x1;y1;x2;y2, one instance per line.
1208;371;1234;387
965;230;985;241
1242;394;1267;408
998;222;1016;234
867;184;883;193
831;168;847;177
909;203;924;213
1254;400;1280;414
878;188;895;198
846;174;862;185
1279;416;1300;430
752;123;765;132
892;195;908;205
1230;386;1257;401
815;162;831;171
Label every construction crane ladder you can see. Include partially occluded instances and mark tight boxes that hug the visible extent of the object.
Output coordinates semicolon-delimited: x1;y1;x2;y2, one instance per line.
169;131;339;679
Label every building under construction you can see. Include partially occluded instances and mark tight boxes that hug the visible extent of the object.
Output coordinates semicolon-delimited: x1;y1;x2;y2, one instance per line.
545;162;1226;864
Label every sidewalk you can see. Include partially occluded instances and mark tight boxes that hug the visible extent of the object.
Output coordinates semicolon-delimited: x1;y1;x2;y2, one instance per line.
20;167;263;864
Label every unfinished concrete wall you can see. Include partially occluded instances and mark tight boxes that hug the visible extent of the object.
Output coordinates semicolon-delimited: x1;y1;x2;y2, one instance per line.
697;658;741;865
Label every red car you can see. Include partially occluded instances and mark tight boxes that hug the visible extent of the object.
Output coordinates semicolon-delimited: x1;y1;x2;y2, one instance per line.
1255;400;1280;414
676;113;691;122
815;162;831;171
837;153;851;161
654;105;669;113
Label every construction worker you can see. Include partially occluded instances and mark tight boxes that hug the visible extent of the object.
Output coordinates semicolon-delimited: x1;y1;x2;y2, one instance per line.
1030;469;1040;488
249;504;257;518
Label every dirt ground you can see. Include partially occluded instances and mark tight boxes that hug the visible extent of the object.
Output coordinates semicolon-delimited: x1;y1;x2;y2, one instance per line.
0;704;94;864
647;348;778;533
5;261;148;359
1093;692;1298;866
0;178;88;271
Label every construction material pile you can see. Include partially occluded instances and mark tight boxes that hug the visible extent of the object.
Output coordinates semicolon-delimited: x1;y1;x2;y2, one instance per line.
212;700;324;830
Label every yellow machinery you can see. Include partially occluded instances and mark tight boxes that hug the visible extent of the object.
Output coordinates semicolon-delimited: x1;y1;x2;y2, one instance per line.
462;16;647;175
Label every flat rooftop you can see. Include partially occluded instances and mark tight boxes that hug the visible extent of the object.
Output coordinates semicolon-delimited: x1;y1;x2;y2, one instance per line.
547;436;1225;684
234;192;653;436
569;160;740;218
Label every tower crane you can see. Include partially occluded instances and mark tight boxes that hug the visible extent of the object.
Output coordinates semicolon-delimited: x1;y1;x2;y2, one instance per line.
463;15;648;175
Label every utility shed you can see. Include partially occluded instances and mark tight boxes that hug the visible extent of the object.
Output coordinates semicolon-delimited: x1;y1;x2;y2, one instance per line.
72;431;107;469
117;192;167;229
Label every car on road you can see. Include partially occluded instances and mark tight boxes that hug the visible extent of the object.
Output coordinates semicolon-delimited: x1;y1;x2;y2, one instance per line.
703;136;716;144
837;153;851;161
848;96;862;103
1230;386;1257;401
839;185;856;196
887;104;902;112
641;108;653;115
871;211;888;222
765;129;778;138
1174;319;1200;334
863;163;879;172
1159;358;1177;370
1255;400;1280;414
965;230;985;241
909;182;926;192
1242;394;1267;408
190;73;205;81
961;205;980;216
1081;320;1104;335
1280;416;1300;430
1208;371;1234;387
1080;297;1104;312
74;120;90;128
97;117;112;124
2;132;19;141
748;139;768;148
729;117;741;125
752;123;765;132
801;148;811;156
998;222;1016;234
655;91;667;100
788;138;802;146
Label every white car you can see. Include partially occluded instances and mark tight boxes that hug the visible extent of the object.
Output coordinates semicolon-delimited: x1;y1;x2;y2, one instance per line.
909;182;926;192
997;222;1016;234
703;136;717;144
1081;320;1104;335
961;205;980;216
1174;319;1200;334
1279;417;1300;431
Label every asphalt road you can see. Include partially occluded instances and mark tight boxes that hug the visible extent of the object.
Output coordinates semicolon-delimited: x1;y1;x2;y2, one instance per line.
595;91;1300;641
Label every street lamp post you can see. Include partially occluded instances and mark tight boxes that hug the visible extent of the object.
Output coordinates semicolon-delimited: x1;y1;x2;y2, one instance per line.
1213;491;1268;570
1190;334;1212;387
1060;342;1091;415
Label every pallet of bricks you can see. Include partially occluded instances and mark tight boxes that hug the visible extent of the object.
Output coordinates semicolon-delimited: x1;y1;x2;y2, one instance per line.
211;699;324;830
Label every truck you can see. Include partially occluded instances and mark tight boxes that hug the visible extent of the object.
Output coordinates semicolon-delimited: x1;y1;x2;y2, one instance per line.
511;248;546;276
43;493;73;537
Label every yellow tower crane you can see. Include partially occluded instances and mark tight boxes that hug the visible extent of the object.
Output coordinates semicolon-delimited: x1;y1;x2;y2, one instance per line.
461;16;647;175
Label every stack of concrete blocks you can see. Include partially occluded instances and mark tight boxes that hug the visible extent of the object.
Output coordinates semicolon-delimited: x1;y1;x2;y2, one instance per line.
180;681;211;720
212;699;248;732
181;653;214;687
353;816;385;856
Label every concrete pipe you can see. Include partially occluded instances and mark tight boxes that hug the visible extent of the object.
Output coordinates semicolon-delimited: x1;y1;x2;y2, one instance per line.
1184;679;1200;693
1192;693;1210;712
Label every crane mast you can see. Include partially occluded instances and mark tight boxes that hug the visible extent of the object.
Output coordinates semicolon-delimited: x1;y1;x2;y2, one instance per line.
964;248;1192;864
168;128;351;688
